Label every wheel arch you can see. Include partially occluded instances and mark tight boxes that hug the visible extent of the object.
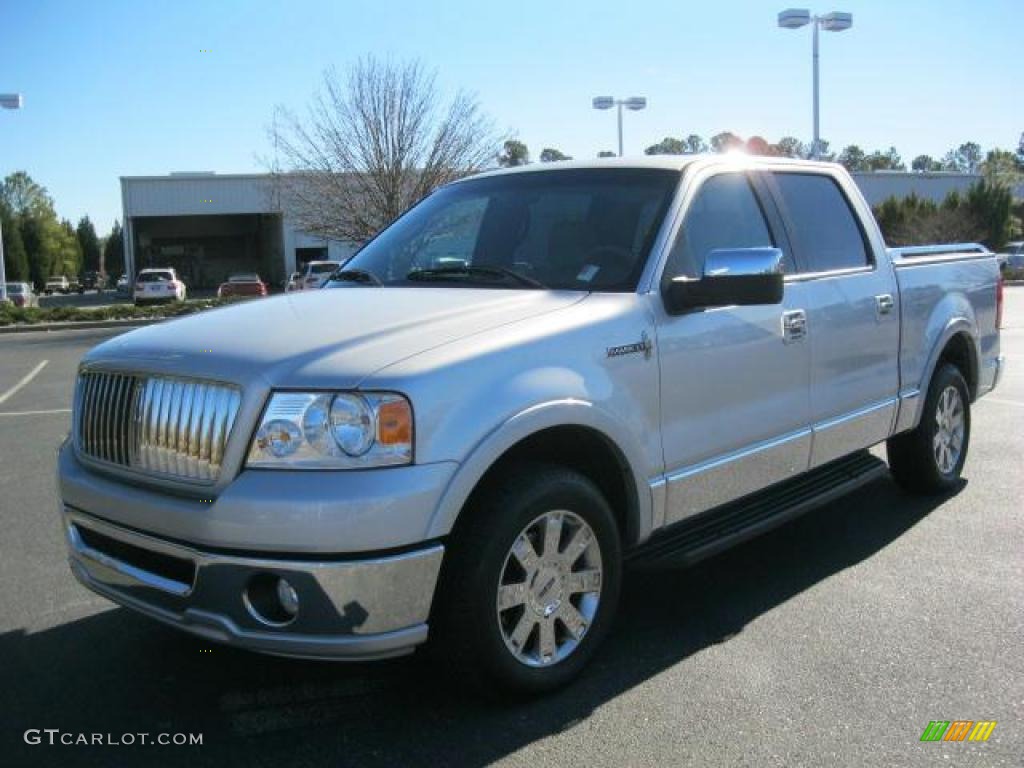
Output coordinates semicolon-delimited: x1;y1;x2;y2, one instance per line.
920;320;980;399
904;319;980;432
426;401;652;547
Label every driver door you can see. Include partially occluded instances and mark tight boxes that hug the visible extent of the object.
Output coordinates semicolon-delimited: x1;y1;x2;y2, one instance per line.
654;171;812;524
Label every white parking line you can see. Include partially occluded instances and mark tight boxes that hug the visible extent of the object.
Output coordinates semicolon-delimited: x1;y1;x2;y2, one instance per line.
0;408;71;417
0;360;48;405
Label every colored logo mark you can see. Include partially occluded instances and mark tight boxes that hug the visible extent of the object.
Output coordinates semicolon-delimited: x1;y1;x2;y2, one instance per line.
920;720;996;742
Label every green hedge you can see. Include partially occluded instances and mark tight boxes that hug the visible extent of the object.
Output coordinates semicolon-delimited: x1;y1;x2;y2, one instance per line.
873;179;1019;251
0;298;243;327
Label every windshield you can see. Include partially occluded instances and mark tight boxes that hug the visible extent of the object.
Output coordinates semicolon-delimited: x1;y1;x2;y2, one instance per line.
309;263;339;274
341;168;678;291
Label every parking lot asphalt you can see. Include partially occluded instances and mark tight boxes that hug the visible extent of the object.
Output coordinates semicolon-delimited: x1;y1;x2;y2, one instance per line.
1;292;1021;767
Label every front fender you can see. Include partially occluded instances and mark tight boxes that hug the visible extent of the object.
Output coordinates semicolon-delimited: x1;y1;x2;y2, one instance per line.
426;399;654;545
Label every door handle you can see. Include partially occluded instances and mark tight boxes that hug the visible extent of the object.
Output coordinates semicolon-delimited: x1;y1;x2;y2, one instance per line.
875;294;894;318
782;310;807;343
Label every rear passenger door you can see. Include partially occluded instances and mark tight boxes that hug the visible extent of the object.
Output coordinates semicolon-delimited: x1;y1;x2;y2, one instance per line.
766;171;900;467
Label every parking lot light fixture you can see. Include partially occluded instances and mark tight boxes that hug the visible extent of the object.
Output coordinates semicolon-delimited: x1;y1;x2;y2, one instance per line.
592;95;647;157
0;92;24;304
777;9;852;159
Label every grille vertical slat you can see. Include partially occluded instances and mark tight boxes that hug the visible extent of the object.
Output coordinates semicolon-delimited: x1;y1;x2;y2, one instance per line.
75;371;239;484
89;374;101;457
111;375;125;465
81;375;93;455
98;373;111;461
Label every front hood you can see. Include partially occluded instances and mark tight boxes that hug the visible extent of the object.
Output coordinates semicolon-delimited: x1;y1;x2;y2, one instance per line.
85;288;586;388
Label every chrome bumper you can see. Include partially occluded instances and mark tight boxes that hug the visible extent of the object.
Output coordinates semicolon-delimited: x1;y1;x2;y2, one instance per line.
63;508;444;660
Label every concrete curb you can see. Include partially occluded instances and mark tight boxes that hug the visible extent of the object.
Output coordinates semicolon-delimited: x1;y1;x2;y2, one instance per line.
0;318;162;335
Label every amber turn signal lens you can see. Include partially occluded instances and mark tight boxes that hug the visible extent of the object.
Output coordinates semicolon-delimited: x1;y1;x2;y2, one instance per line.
376;398;412;445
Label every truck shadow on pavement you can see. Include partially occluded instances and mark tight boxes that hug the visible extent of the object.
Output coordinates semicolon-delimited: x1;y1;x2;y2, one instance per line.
1;475;961;767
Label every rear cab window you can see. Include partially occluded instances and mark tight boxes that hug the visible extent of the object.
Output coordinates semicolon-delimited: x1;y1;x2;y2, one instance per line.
139;272;174;282
769;172;871;274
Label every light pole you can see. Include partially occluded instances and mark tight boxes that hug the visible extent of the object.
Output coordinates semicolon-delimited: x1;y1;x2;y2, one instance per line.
777;9;852;159
592;96;647;157
0;93;24;305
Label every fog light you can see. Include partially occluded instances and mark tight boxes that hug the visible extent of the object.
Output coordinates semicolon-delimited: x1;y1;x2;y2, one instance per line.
244;573;300;626
276;577;299;617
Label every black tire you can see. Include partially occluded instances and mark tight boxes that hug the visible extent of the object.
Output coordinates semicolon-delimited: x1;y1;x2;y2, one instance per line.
432;463;622;694
887;363;971;494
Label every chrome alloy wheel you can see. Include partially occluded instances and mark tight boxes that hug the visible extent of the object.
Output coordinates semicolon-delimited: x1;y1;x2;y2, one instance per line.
496;510;603;667
933;385;965;474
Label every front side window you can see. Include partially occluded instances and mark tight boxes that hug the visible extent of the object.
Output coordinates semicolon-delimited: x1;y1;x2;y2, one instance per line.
771;173;870;272
340;169;679;291
663;173;775;280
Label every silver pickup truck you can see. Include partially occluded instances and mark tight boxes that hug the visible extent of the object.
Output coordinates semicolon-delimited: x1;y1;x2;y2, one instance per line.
59;157;1003;693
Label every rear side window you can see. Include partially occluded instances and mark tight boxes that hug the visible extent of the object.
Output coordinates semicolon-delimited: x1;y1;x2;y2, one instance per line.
664;173;775;279
772;173;869;272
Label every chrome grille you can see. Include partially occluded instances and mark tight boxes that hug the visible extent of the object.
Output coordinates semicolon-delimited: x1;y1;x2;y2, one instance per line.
76;371;241;483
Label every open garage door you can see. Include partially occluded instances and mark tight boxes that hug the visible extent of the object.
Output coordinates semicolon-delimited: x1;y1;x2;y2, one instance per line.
131;213;284;290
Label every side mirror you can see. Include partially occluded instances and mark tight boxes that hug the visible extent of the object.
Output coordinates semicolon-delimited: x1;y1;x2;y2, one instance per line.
664;247;784;313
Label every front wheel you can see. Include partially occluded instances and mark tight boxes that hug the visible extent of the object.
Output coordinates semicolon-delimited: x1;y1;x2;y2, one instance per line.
433;464;622;694
887;363;971;494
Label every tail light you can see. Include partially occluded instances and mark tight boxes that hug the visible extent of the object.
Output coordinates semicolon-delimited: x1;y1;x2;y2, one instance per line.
996;274;1004;330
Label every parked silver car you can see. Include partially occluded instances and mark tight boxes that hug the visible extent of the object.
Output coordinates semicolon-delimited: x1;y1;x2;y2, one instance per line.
58;157;1002;693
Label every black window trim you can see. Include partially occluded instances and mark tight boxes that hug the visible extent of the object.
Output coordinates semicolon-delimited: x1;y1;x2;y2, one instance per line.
749;171;801;274
763;170;876;280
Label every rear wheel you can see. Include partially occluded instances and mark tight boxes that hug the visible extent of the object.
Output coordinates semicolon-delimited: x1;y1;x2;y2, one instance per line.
433;463;622;694
887;363;971;494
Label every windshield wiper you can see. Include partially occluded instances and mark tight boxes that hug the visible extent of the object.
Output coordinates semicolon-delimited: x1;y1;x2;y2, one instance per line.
405;265;546;289
328;269;382;286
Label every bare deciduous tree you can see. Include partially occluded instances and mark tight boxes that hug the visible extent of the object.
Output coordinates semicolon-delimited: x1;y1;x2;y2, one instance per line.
268;58;502;243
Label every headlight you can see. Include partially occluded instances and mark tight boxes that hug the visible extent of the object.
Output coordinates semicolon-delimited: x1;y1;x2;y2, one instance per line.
247;391;413;469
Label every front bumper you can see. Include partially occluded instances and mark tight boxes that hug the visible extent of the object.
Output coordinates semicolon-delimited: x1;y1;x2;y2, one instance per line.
63;507;444;660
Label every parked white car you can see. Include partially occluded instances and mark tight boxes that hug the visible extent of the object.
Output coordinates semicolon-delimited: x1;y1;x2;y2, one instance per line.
284;271;303;292
133;268;186;305
298;261;342;290
44;275;70;295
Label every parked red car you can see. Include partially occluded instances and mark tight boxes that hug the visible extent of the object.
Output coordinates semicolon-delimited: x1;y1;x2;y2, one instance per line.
217;273;268;298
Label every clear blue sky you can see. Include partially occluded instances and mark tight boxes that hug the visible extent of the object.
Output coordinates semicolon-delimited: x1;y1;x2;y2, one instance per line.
1;0;1021;236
